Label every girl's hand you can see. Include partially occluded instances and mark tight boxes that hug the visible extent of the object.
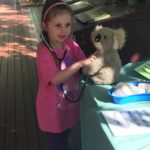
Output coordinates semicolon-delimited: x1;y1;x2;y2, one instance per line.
80;55;96;67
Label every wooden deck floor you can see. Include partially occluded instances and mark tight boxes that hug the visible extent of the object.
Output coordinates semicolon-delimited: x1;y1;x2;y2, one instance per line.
0;1;48;150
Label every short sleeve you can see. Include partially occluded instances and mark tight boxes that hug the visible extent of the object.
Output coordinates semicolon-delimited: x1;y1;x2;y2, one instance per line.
67;39;85;62
36;44;58;86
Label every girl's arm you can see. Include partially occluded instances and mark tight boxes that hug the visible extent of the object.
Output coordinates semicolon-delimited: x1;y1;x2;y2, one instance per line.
50;55;96;85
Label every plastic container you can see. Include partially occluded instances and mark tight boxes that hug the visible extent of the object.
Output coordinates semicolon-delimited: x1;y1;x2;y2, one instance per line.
108;82;150;104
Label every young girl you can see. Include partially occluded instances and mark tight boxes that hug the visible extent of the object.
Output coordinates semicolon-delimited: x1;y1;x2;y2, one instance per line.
36;0;96;149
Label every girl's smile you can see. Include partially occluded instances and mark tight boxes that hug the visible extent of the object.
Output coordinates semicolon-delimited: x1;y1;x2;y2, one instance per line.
58;34;67;40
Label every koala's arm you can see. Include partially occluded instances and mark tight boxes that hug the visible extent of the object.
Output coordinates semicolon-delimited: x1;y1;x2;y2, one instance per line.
82;57;104;75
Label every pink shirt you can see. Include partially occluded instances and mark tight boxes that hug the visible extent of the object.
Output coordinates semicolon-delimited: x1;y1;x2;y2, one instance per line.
36;38;85;133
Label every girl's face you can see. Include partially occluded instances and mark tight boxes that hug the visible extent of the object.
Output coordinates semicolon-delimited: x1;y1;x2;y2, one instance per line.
46;12;72;48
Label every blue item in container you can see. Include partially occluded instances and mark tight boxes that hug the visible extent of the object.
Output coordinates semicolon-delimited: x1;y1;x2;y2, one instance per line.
108;81;150;104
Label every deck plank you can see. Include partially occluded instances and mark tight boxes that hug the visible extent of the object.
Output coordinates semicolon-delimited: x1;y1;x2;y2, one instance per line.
14;12;28;150
4;23;16;150
0;27;8;150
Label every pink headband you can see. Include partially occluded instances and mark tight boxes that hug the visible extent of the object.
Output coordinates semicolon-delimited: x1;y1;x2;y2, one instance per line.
43;2;67;22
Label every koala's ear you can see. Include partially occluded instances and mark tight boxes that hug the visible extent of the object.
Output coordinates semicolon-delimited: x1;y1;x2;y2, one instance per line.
91;25;102;42
113;28;126;50
95;25;102;31
41;22;48;32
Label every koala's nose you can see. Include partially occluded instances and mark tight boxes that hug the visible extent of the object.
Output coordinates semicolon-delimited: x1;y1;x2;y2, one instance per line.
95;34;101;42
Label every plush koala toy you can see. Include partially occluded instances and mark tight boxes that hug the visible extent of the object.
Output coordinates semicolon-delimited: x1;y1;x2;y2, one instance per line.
82;25;126;84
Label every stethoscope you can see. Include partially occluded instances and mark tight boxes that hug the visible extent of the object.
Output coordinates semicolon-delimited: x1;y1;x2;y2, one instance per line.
41;32;67;65
41;32;87;103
